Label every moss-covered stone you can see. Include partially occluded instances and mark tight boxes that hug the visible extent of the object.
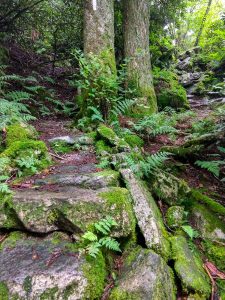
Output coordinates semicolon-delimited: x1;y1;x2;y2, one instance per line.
202;239;225;272
83;252;106;300
97;124;130;151
6;123;38;146
40;287;59;300
122;133;144;148
217;279;225;300
0;231;25;250
98;187;136;239
171;235;211;297
109;247;176;300
153;68;189;109
191;203;225;241
150;171;190;206
191;189;225;217
95;139;113;156
166;206;185;228
121;169;171;260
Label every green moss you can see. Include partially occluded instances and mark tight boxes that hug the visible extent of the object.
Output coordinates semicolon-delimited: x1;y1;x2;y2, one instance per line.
122;133;144;148
0;231;24;250
95;140;113;155
217;279;225;300
191;189;225;216
98;188;136;239
166;206;185;228
109;289;141;300
62;283;79;300
97;124;118;143
50;140;73;154
171;235;211;297
153;68;189;109
94;170;120;186
40;287;58;300
0;282;9;300
6;123;37;146
190;203;225;240
1;140;47;159
87;131;97;140
202;240;225;272
83;252;106;300
150;171;190;206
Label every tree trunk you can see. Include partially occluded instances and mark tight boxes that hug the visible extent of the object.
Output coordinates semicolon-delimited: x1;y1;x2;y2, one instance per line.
194;0;213;46
84;0;116;71
123;0;157;115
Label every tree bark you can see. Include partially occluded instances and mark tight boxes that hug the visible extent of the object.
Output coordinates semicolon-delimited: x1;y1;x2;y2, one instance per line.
123;0;157;115
194;0;213;47
84;0;115;68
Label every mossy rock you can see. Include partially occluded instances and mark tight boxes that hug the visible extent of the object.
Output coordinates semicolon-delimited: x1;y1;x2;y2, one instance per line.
150;171;190;206
6;123;38;146
166;206;185;228
0;187;136;239
122;133;144;149
171;235;211;297
0;234;106;299
121;169;171;260
97;124;130;151
191;203;225;242
109;247;176;300
95;139;113;156
153;68;189;109
202;239;225;272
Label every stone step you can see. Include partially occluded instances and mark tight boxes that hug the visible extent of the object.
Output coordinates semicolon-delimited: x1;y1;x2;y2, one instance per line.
0;232;105;299
0;186;135;237
35;170;120;190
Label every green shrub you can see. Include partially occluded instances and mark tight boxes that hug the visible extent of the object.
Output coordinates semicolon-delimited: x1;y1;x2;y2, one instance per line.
153;68;189;109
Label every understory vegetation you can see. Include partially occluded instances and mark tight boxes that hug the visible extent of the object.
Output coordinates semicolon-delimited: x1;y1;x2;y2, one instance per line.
0;0;225;300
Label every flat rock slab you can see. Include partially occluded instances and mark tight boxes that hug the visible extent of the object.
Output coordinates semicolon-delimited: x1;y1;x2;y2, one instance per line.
0;187;135;237
109;247;176;300
48;135;94;145
171;235;211;297
0;235;104;299
35;170;120;190
120;169;170;259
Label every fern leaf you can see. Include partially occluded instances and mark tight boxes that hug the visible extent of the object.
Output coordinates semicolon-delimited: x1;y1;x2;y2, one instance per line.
99;237;121;252
82;231;98;242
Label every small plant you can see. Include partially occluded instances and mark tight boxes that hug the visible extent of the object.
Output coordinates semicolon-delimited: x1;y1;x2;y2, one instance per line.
125;152;171;178
71;50;136;125
181;225;199;240
133;112;177;138
195;160;225;177
0;175;11;194
80;217;121;258
16;154;39;177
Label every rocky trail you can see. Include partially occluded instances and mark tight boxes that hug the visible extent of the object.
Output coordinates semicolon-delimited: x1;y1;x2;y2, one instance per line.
0;102;225;299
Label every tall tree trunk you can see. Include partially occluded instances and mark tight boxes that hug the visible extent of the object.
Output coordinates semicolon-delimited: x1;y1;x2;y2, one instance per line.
195;0;213;46
84;0;115;70
123;0;157;115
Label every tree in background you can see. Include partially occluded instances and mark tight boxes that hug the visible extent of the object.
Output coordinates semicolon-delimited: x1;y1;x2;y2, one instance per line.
195;0;213;46
123;0;157;114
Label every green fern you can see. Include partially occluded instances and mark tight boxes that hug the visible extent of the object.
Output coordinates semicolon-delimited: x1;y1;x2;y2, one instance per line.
111;99;135;117
133;112;177;137
80;217;120;258
195;160;225;177
126;152;171;178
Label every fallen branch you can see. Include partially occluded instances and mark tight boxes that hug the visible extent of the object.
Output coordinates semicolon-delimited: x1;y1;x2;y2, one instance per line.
49;152;64;160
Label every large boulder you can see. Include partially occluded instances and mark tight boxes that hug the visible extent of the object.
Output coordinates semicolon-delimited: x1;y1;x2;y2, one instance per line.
109;247;176;300
0;232;106;300
0;187;136;237
35;170;120;190
120;169;170;260
171;236;211;298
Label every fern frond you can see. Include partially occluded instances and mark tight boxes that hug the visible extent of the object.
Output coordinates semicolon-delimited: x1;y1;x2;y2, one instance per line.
111;99;135;116
99;237;121;252
82;231;98;242
87;242;101;258
195;160;225;177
